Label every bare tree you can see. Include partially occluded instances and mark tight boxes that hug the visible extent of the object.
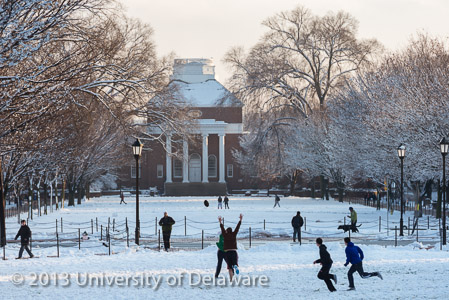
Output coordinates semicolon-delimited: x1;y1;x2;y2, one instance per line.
226;6;379;189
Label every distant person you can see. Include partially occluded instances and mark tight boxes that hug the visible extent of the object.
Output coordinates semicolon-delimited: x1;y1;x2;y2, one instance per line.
313;238;337;292
14;220;34;259
218;196;223;209
224;196;229;209
218;213;243;281
343;237;382;290
82;231;89;241
120;192;127;205
273;194;280;208
159;212;176;251
215;234;226;278
291;211;304;242
348;207;357;227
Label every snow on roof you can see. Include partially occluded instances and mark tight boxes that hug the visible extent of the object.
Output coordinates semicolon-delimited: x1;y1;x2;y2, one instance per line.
174;79;243;108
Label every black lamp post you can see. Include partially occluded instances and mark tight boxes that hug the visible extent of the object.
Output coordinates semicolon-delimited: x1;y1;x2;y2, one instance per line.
132;138;143;245
0;160;6;248
397;144;405;236
440;137;449;245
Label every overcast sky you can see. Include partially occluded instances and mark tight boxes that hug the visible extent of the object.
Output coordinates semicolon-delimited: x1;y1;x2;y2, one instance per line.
119;0;449;82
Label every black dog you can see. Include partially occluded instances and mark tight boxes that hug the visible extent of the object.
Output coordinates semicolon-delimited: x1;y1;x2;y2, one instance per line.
338;224;361;233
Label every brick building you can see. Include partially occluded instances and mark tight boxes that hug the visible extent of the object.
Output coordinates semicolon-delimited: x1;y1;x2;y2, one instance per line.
122;58;244;196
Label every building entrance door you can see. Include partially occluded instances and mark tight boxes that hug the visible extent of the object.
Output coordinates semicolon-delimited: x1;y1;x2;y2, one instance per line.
189;153;201;182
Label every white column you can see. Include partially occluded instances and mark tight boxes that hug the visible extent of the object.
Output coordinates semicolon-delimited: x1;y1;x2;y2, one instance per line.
165;135;172;183
218;134;225;183
202;134;209;183
182;138;189;183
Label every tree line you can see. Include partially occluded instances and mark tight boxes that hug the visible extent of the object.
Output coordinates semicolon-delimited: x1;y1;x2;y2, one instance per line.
0;0;189;209
225;6;448;201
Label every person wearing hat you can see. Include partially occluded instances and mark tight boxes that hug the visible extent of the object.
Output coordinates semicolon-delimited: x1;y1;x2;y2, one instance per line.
348;207;357;227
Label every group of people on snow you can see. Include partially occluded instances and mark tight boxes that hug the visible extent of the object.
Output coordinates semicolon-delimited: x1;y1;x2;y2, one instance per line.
14;194;381;292
313;237;382;291
217;195;230;209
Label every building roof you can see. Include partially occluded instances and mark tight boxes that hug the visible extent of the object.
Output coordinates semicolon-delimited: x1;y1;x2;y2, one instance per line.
173;79;243;108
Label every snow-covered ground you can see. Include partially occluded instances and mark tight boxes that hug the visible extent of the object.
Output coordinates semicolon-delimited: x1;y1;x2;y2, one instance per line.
1;196;448;299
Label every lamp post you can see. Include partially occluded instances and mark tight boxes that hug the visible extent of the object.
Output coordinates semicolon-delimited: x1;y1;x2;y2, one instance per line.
397;144;405;236
440;137;449;245
0;160;6;248
132;138;143;245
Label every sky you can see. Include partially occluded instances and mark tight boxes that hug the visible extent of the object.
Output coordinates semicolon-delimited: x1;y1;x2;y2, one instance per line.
118;0;449;82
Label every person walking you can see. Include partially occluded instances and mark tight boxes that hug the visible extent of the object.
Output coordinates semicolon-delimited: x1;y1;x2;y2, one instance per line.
273;194;280;208
224;196;229;209
313;238;337;292
14;220;34;259
218;213;243;281
218;196;223;209
120;191;127;205
348;207;357;227
215;234;226;278
343;237;383;290
291;211;304;242
159;212;176;251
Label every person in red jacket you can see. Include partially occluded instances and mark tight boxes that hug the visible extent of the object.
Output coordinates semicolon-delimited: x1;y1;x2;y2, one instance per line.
218;213;243;281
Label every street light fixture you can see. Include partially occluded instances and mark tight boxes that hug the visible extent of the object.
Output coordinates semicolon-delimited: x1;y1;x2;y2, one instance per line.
397;144;405;236
440;137;449;245
132;138;143;245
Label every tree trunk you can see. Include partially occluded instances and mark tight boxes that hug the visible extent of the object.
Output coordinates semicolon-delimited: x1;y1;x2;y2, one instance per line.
28;178;32;220
50;181;53;213
311;180;315;198
77;185;83;205
320;175;324;200
289;170;299;196
337;181;344;202
43;183;48;215
325;178;330;200
68;182;75;207
62;179;66;208
68;190;75;206
55;177;59;210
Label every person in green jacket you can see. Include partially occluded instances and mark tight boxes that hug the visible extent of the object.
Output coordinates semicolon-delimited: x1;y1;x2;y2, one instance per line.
348;207;357;227
215;234;226;278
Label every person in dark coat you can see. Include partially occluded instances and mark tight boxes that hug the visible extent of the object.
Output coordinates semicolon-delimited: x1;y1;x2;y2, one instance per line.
217;196;223;209
273;194;280;208
344;237;382;290
15;220;34;259
291;211;304;242
120;192;127;205
313;238;337;292
159;212;176;251
218;213;242;281
224;196;229;209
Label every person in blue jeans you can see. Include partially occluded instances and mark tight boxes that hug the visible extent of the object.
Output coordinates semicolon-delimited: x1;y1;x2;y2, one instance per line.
344;237;383;290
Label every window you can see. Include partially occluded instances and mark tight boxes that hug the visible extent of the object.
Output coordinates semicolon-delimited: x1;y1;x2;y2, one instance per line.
131;163;141;178
208;155;217;177
173;159;183;178
227;164;234;178
157;164;163;178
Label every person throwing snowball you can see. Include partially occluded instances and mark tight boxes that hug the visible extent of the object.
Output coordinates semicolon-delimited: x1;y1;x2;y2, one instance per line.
218;213;243;281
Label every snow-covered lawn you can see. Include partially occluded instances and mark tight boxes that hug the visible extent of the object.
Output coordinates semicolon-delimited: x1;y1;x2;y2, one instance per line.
1;196;448;299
